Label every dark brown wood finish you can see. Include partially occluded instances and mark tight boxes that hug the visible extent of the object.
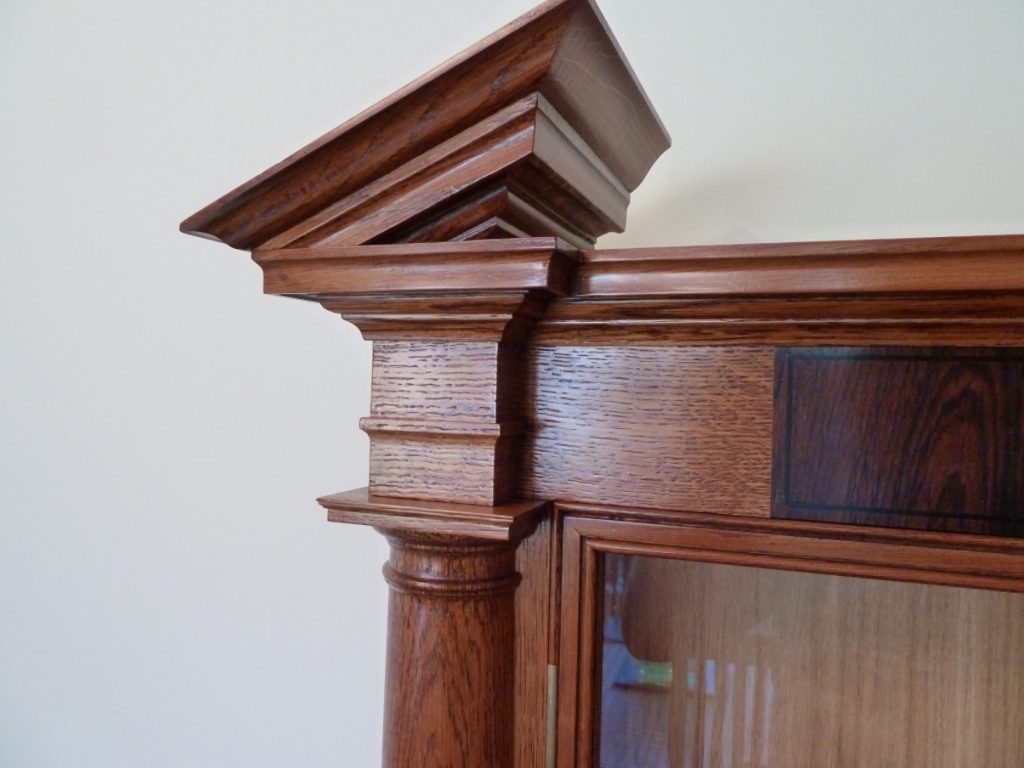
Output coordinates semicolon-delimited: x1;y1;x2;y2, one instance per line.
773;347;1024;535
255;238;577;298
321;488;550;768
380;530;521;767
253;241;579;509
535;235;1024;346
514;515;555;768
180;1;1024;766
578;235;1024;297
319;487;547;541
180;3;672;766
180;0;669;251
535;294;1024;346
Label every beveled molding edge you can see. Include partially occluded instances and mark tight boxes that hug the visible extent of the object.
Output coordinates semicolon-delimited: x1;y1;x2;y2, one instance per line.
179;0;669;250
556;500;1024;577
577;234;1024;297
319;487;548;542
249;234;1024;345
534;234;1024;344
256;238;579;343
253;237;577;297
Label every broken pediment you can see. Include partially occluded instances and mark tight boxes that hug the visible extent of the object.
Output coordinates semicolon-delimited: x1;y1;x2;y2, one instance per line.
180;0;670;251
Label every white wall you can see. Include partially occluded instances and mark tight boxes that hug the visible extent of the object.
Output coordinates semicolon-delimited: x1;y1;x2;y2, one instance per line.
1;0;1022;765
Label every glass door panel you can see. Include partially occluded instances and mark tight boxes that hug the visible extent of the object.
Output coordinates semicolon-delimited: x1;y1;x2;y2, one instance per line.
599;554;1024;768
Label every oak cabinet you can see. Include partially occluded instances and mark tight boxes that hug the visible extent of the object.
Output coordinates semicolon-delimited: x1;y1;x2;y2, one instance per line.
181;1;1024;765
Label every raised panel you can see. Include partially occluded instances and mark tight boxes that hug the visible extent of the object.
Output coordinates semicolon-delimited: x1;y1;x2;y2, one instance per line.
772;347;1024;535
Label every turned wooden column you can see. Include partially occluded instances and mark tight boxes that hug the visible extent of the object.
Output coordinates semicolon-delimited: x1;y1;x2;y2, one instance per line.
381;533;519;766
179;1;669;765
314;264;563;767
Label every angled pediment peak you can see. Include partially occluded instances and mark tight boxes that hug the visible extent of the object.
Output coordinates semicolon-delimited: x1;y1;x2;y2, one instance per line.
180;0;670;251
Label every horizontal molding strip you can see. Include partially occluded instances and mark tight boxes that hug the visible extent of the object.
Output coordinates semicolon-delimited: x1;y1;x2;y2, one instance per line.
319;487;547;540
578;234;1024;298
254;237;576;296
360;417;524;439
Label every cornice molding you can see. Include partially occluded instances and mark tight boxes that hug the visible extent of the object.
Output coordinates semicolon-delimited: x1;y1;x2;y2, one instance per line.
180;0;669;250
253;237;576;298
577;235;1024;298
528;235;1024;344
319;487;546;541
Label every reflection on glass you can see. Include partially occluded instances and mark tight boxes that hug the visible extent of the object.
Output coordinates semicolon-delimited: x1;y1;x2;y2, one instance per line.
599;555;1024;768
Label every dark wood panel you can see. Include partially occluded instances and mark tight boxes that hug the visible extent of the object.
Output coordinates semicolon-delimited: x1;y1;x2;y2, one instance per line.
773;347;1024;535
523;346;774;514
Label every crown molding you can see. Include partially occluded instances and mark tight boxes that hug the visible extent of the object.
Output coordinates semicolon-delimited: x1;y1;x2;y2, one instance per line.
180;0;669;250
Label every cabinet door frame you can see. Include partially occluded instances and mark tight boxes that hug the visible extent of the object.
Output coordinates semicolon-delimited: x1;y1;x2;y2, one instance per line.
554;504;1024;768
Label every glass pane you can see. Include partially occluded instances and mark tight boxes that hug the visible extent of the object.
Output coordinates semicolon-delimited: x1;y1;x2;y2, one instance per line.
599;554;1024;768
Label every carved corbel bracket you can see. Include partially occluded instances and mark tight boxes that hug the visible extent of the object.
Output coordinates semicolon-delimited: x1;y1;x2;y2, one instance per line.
249;237;577;507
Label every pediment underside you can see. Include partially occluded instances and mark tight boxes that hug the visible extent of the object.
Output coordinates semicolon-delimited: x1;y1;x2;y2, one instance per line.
226;96;631;250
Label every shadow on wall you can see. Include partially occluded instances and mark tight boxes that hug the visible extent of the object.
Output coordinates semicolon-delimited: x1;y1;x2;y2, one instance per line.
607;164;797;247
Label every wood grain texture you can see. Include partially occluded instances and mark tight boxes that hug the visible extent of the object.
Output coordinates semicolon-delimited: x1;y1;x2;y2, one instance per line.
514;515;554;768
371;342;510;420
523;346;775;514
323;291;550;343
309;247;568;508
535;293;1024;346
249;95;627;249
179;0;669;250
528;235;1024;345
557;499;1024;558
773;347;1024;535
255;237;577;297
175;1;1024;764
319;487;546;541
554;509;602;768
321;494;551;768
387;183;597;246
265;95;541;248
366;340;531;504
258;245;573;513
381;531;521;768
368;432;519;506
